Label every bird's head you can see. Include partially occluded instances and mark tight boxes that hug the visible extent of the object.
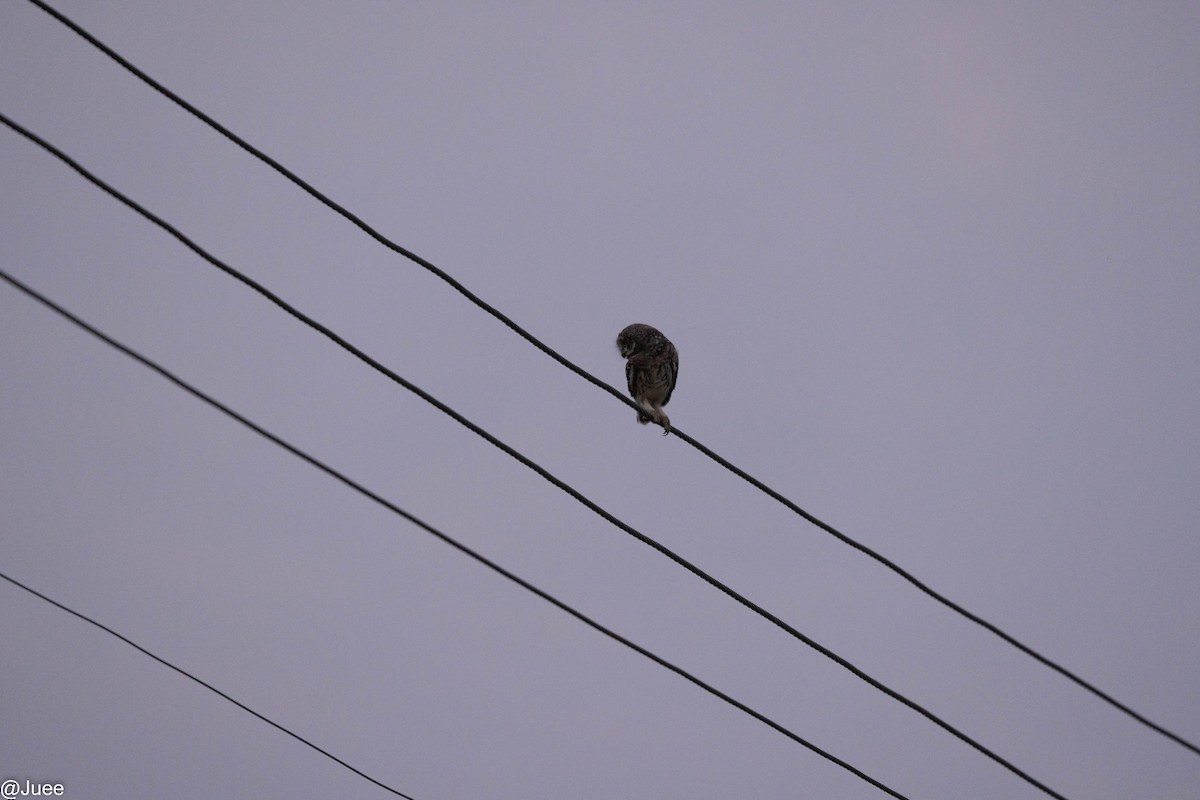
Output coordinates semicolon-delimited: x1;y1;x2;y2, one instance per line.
616;323;648;358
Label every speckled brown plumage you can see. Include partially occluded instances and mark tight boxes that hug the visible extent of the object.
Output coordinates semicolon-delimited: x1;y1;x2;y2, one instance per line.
616;323;679;435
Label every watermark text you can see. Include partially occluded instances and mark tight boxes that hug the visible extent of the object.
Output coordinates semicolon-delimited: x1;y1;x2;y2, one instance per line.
1;780;65;798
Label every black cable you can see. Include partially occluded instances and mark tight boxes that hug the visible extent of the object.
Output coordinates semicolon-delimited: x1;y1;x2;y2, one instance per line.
0;270;910;800
22;0;1195;761
0;116;1070;800
0;570;415;799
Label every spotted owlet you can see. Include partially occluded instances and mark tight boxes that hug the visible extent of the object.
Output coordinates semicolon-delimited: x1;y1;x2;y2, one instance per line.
616;323;679;435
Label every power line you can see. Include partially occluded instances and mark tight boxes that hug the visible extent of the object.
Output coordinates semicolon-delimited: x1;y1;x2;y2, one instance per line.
0;270;910;800
0;115;1071;800
23;0;1196;761
0;570;416;799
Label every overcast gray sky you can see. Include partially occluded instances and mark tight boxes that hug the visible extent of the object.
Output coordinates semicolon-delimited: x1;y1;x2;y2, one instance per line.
2;2;1199;798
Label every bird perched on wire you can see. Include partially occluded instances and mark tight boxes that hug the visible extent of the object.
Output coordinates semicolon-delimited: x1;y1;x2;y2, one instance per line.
616;323;679;435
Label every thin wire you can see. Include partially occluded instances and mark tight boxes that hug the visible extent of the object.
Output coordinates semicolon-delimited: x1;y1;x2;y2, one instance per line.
0;270;910;800
0;116;1070;800
0;571;415;799
23;0;1197;761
